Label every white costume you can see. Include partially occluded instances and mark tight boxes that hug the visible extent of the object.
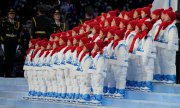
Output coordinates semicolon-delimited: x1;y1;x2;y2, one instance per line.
88;52;106;103
154;22;178;83
110;40;128;97
103;42;116;95
127;32;156;91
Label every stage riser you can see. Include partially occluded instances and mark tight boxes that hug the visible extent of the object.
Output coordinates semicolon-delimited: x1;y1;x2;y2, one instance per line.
0;78;180;108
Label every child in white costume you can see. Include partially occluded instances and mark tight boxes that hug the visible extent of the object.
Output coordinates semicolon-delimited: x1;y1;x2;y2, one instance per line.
24;39;38;96
154;10;179;83
90;42;106;103
79;43;94;102
128;21;155;91
110;30;128;97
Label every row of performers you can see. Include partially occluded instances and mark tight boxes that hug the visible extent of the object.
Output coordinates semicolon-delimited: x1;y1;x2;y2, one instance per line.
23;6;178;104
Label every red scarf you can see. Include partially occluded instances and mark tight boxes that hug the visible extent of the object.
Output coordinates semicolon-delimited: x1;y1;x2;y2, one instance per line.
71;46;77;53
92;34;99;42
30;48;40;61
139;30;148;40
92;50;103;58
76;46;83;58
63;46;73;54
151;19;159;24
113;39;121;49
129;33;141;53
124;30;132;39
79;52;89;62
39;50;45;57
154;21;173;41
44;50;51;57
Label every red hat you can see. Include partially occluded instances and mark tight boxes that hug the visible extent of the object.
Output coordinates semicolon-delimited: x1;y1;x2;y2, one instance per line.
36;41;42;46
119;11;126;17
80;37;91;44
129;20;138;30
48;41;54;47
101;13;107;18
67;30;72;36
121;19;130;28
135;8;142;15
114;17;121;26
88;22;99;28
115;30;125;39
152;9;164;16
165;10;176;21
106;17;114;25
60;36;68;43
74;35;83;42
162;7;172;14
101;28;109;36
93;25;101;34
99;21;105;27
95;16;102;22
143;21;153;30
125;11;133;19
61;32;66;36
141;4;152;16
41;41;48;48
30;39;37;45
73;27;80;33
84;43;94;52
95;41;105;50
109;28;118;36
54;41;59;46
68;37;74;44
84;19;94;25
50;34;56;39
136;21;143;29
108;10;119;17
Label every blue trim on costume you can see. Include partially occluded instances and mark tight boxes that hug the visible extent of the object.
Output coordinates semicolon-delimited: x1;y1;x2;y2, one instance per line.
153;74;176;82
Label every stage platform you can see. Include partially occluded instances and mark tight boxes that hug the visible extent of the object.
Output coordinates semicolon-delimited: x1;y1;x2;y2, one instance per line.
0;78;180;108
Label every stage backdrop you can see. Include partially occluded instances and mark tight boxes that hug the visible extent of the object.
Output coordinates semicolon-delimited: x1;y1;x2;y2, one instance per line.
151;0;177;11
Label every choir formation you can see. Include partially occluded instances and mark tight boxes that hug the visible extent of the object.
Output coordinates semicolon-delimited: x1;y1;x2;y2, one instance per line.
23;4;179;105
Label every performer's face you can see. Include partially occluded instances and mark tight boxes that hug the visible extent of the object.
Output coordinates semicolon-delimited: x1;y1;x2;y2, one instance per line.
161;13;165;21
94;44;99;51
107;32;112;39
124;15;129;20
47;44;51;49
164;14;171;22
79;29;85;34
133;11;138;19
114;35;119;40
67;40;72;46
72;31;76;36
119;22;125;29
127;24;132;30
141;24;147;31
151;14;159;20
99;31;104;37
92;28;96;35
59;39;65;45
105;20;109;27
83;47;88;52
141;11;146;18
54;36;59;41
111;19;116;26
135;26;140;33
73;39;78;45
29;42;32;48
119;13;123;19
49;37;54;41
52;43;57;49
8;13;15;19
79;40;84;47
54;14;60;20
